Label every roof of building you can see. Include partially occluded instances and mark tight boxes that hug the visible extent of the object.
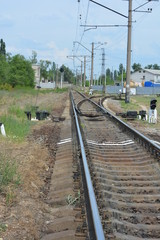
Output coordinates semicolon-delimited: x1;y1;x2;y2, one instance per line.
144;69;160;75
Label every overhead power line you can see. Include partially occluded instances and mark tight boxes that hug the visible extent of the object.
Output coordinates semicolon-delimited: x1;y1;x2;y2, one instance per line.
80;24;127;28
89;0;128;18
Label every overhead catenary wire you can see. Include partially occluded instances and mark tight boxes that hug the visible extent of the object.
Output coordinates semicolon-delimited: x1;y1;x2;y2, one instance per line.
72;0;159;81
131;0;160;67
75;0;81;42
75;0;90;53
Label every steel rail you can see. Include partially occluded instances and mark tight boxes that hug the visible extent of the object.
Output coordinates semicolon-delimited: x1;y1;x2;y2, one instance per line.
70;91;105;240
76;90;160;156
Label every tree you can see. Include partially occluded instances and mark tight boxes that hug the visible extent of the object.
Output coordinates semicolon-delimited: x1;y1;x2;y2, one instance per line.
30;50;38;64
8;54;35;87
59;65;74;83
40;60;51;81
118;63;125;75
145;64;153;69
106;68;111;78
153;64;160;70
145;64;160;70
118;64;126;82
0;54;9;84
0;39;6;56
48;62;56;82
132;63;142;72
105;68;114;85
114;70;118;81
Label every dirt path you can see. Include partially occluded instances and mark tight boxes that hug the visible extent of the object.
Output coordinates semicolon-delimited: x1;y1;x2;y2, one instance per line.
0;92;68;240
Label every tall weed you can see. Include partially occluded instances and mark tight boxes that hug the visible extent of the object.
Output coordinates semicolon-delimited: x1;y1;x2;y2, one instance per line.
0;154;21;188
0;115;33;141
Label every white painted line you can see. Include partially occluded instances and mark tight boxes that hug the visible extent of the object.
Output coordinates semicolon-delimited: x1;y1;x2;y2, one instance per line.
87;139;134;146
57;138;72;145
59;138;72;142
151;140;160;146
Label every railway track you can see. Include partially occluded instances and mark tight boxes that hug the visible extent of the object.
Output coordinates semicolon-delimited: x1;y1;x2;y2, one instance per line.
71;90;160;239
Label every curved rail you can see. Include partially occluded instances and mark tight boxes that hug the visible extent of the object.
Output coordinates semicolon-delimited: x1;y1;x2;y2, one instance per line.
71;91;105;240
71;90;160;238
76;90;160;157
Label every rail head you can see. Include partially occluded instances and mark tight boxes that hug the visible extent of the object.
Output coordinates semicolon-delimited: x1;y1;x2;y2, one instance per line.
72;90;160;159
70;91;105;240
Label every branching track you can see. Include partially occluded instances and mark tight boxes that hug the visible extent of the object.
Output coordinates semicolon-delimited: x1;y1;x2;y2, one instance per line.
71;90;160;239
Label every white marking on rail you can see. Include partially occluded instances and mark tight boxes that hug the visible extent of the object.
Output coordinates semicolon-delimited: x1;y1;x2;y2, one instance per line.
87;139;134;146
57;138;72;145
151;140;160;146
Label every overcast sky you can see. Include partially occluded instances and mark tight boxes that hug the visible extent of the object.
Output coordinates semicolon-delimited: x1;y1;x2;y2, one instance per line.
1;0;160;76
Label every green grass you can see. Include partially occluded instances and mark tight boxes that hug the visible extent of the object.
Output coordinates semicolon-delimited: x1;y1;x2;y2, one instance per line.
121;100;138;111
0;87;69;141
120;95;160;116
119;95;160;128
0;154;21;188
52;87;68;93
8;105;26;119
0;223;8;232
0;115;33;141
0;154;21;205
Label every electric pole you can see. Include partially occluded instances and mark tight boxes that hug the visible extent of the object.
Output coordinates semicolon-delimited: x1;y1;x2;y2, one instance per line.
101;48;106;93
56;64;58;88
125;0;132;103
91;42;94;87
67;54;89;88
84;56;86;91
80;61;83;87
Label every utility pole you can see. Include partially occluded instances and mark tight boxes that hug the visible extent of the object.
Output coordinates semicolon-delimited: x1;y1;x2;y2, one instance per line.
84;56;86;91
60;67;64;89
125;0;132;103
67;54;89;88
91;42;94;87
56;64;58;88
73;41;105;89
121;66;124;87
80;61;83;87
101;48;106;93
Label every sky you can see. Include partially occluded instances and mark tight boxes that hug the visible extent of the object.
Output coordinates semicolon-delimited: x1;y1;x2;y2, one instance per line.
0;0;160;78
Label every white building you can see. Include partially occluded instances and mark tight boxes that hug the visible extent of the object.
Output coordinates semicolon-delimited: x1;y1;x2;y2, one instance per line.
32;64;56;89
131;69;160;86
32;64;40;86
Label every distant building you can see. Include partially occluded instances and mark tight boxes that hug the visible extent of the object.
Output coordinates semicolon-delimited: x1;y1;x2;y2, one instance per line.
32;64;40;86
131;69;160;86
32;64;56;89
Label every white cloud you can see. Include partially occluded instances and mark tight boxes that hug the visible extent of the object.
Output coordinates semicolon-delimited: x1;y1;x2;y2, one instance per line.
7;46;21;54
0;13;13;27
46;41;70;65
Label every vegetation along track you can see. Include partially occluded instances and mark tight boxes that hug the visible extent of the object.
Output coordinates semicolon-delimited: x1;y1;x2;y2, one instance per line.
71;90;160;239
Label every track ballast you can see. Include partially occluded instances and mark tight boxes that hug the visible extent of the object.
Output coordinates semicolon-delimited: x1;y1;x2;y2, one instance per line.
71;90;160;239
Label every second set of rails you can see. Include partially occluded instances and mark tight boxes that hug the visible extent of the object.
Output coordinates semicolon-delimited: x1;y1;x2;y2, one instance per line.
71;90;160;239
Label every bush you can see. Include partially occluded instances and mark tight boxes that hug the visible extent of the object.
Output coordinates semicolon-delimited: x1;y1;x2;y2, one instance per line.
0;83;12;91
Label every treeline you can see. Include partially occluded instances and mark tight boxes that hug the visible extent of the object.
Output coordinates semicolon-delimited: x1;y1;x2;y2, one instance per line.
104;63;126;85
132;63;160;72
104;62;160;85
1;38;159;89
0;40;75;90
0;39;35;89
30;51;75;84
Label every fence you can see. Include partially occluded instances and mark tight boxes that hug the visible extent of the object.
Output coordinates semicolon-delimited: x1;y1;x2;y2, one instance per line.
92;85;160;95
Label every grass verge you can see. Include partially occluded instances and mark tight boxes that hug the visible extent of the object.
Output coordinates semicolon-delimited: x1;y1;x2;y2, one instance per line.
0;154;21;205
0;115;34;142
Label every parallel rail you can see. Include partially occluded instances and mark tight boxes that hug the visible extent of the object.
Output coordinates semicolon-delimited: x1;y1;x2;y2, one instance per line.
71;92;105;240
76;91;160;158
71;90;160;239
